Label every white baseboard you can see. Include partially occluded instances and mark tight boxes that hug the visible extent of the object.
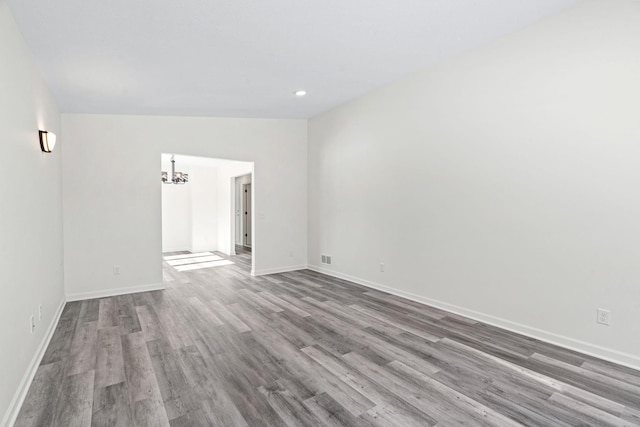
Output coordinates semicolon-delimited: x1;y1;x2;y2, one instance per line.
162;247;191;253
307;265;640;371
252;264;308;276
190;247;219;254
1;296;66;427
66;282;165;302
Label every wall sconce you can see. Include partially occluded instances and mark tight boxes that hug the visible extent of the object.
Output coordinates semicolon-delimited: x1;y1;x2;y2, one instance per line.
39;130;56;153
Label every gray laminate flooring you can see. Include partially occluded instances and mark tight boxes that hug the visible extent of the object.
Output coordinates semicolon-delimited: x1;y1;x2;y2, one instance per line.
14;252;640;426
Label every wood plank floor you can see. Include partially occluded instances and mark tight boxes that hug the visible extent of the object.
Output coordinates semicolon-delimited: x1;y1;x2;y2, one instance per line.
15;252;640;426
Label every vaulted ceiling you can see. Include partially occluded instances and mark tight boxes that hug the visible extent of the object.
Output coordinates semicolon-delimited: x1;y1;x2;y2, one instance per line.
7;0;581;118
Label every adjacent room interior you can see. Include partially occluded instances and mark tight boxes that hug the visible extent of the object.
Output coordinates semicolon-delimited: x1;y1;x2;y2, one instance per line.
2;0;640;425
160;154;254;273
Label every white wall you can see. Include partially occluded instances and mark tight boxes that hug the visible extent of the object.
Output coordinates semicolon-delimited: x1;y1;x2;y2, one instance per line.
161;180;192;252
0;1;64;424
308;0;640;369
190;165;219;253
161;162;221;253
62;114;307;299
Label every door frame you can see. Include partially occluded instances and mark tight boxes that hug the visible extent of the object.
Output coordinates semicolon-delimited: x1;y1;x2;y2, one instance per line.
229;171;254;274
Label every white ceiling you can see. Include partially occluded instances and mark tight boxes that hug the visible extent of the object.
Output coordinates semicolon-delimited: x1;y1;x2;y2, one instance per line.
7;0;581;119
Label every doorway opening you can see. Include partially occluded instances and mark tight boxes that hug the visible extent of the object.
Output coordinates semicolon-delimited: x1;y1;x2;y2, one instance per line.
235;174;252;255
160;153;254;275
243;182;252;248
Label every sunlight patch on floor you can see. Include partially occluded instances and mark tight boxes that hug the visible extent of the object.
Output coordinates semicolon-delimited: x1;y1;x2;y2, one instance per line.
163;252;234;272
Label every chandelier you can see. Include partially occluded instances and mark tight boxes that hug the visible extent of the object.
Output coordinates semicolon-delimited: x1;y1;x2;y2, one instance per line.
162;155;188;184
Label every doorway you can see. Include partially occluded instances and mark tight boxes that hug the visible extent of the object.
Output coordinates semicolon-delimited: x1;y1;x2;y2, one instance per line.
161;154;254;274
234;173;252;258
243;183;252;248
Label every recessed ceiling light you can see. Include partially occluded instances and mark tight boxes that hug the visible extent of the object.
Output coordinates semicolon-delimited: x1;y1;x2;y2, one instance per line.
294;90;307;97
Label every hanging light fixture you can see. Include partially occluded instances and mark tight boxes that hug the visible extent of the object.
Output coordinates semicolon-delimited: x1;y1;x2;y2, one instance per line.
162;155;188;184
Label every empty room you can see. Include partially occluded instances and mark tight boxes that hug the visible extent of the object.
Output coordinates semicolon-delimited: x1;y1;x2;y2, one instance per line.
2;0;640;426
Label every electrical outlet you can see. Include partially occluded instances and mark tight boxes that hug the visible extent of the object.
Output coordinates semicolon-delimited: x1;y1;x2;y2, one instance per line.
380;262;385;272
596;308;611;326
113;265;121;275
30;315;36;334
38;304;43;321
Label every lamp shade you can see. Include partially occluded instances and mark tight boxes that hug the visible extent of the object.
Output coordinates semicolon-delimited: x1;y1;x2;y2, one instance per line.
39;130;56;153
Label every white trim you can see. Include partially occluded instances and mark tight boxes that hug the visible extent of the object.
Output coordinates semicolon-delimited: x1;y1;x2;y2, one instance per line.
217;249;233;256
1;296;66;427
307;264;640;371
162;247;191;253
190;246;219;254
66;282;165;302
252;264;308;276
